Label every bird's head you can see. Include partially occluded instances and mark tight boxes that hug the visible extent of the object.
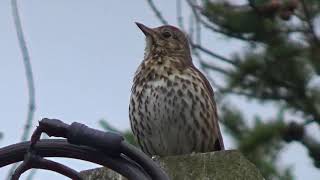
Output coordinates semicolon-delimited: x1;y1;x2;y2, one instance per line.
135;22;191;62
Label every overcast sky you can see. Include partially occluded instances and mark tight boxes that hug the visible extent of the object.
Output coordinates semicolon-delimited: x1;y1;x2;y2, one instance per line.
0;0;319;179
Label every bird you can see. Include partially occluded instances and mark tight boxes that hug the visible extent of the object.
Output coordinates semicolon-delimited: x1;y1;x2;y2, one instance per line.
129;22;224;157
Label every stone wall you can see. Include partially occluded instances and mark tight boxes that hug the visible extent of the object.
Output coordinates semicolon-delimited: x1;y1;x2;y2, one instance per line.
80;150;264;180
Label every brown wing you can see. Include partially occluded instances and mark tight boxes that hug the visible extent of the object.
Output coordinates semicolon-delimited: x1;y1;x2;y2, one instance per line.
190;64;225;150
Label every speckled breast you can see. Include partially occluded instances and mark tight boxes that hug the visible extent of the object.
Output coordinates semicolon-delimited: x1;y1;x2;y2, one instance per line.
129;62;216;156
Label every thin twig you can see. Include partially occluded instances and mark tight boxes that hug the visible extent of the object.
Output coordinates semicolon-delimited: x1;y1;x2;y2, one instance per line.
189;13;195;40
194;49;226;90
194;0;201;45
12;0;36;141
189;12;226;91
191;43;237;66
146;0;168;25
176;0;184;29
186;0;253;42
189;2;237;67
200;61;231;76
221;89;290;101
7;0;36;179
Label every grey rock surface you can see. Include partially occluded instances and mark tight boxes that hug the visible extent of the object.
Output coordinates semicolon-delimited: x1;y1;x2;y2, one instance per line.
80;150;264;180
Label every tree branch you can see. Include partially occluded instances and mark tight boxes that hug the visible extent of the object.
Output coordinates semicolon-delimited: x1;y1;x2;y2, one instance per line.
146;0;168;25
176;0;184;29
191;43;238;66
7;0;36;179
186;0;254;42
11;0;36;142
199;61;231;76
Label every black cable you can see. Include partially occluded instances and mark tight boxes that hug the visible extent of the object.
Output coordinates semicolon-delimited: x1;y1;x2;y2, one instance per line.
33;119;169;179
121;142;170;180
11;153;82;180
2;119;170;179
0;139;149;180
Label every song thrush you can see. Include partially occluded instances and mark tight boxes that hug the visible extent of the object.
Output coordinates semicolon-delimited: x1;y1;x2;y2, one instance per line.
129;22;224;156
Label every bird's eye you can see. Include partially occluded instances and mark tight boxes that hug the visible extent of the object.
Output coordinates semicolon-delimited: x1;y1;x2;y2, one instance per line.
162;31;171;38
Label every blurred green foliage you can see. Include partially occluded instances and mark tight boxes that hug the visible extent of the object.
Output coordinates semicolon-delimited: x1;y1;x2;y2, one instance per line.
200;0;320;179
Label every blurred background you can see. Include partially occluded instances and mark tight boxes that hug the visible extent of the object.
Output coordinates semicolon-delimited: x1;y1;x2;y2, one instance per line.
0;0;319;179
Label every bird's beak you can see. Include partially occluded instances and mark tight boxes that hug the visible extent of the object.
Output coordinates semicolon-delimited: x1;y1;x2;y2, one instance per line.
135;22;155;37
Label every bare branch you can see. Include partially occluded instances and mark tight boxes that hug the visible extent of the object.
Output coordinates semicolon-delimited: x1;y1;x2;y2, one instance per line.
146;0;168;25
188;13;226;91
176;0;184;29
7;0;36;178
193;50;226;91
186;0;253;42
200;61;231;76
220;89;291;102
191;43;237;66
11;0;36;141
189;13;195;40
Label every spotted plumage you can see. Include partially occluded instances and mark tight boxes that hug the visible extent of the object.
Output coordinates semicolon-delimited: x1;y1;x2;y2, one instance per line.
129;23;224;156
